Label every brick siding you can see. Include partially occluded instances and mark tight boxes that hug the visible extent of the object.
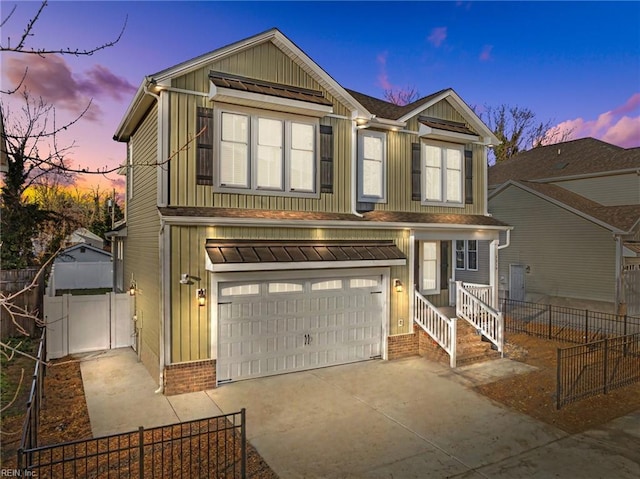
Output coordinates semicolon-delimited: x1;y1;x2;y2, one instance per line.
164;359;216;395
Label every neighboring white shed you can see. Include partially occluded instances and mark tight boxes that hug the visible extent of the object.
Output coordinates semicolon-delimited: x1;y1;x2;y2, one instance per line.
64;228;106;250
48;244;113;294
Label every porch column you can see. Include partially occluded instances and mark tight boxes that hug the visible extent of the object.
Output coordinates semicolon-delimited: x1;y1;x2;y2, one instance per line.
489;239;499;309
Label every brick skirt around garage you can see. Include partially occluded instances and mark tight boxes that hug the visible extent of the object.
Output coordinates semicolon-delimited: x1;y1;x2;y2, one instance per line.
163;359;216;395
387;325;450;362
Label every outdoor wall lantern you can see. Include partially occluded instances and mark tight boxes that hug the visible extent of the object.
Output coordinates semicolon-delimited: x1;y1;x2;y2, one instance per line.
129;274;136;296
393;279;404;293
197;288;206;307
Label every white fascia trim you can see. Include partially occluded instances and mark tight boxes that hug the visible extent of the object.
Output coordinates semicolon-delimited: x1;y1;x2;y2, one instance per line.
114;80;151;141
209;85;333;117
418;124;481;144
157;90;170;207
161;214;510;231
492;180;625;234
206;259;406;273
366;117;406;130
399;90;500;146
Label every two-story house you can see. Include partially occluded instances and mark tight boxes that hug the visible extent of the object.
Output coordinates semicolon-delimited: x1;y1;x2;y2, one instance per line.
488;138;640;315
113;29;508;394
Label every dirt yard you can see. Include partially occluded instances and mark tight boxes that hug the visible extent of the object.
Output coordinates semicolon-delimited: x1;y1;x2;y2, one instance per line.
478;333;640;434
2;332;639;474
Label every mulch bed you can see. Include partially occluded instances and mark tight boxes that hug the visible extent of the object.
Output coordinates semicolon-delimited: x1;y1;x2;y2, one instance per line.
1;355;278;478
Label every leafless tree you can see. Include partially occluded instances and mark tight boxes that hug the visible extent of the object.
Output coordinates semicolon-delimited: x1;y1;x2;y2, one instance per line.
384;86;420;106
476;104;573;163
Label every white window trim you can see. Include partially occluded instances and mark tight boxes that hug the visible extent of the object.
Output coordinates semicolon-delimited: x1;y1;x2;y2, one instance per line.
420;240;440;295
455;240;478;271
421;140;465;208
357;129;387;203
214;104;320;198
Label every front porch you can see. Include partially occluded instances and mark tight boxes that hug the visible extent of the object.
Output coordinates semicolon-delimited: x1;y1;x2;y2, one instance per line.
413;281;504;368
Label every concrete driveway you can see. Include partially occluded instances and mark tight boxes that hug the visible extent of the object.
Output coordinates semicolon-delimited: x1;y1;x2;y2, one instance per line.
81;349;640;478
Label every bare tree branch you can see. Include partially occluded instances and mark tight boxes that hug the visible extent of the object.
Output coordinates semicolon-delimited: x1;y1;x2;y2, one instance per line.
0;1;128;57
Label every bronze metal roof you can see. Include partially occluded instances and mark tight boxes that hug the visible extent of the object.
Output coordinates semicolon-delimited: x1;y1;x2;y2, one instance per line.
205;240;406;265
418;116;477;136
210;71;332;106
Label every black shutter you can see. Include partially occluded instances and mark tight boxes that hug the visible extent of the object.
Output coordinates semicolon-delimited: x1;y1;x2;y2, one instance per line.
440;241;449;290
196;107;214;186
411;142;421;201
320;125;333;193
464;149;473;204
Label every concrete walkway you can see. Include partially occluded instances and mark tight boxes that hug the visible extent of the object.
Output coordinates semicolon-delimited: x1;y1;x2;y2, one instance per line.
80;348;640;478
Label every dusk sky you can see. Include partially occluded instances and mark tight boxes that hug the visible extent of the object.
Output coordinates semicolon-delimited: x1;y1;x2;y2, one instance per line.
1;1;639;193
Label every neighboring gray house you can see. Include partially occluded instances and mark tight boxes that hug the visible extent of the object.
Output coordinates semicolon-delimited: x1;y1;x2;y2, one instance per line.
488;138;640;314
63;227;105;250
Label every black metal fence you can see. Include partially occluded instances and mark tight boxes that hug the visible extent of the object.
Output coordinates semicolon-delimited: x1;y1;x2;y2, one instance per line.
502;298;640;343
556;333;640;409
19;327;47;452
18;410;247;478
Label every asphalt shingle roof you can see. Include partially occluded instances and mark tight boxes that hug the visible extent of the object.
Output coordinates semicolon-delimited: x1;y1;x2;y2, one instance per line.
488;138;640;187
345;88;449;120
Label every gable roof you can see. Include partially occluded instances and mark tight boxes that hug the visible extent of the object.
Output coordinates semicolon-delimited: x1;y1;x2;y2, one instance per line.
115;28;498;146
490;180;640;234
115;28;369;141
58;243;111;258
488;138;640;187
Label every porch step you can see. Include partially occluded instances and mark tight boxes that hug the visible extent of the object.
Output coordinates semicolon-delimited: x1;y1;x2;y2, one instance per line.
455;319;501;366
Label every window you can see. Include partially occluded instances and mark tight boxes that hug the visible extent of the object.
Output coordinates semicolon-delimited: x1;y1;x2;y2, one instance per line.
358;130;387;202
422;141;464;206
216;107;317;196
455;240;478;271
421;241;439;293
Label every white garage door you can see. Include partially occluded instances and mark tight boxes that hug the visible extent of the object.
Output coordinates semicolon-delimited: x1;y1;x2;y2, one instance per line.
217;274;383;382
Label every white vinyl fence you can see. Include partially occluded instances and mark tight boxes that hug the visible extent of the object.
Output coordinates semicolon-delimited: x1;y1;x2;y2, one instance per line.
48;262;113;293
44;293;132;359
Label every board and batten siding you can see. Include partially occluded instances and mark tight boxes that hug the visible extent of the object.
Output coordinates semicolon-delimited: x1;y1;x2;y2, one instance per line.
489;186;616;303
551;173;640;206
380;128;487;214
169;225;412;363
168;90;352;212
124;104;161;379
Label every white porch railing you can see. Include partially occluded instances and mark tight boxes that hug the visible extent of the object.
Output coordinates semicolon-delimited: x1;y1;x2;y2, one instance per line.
456;281;504;355
460;282;495;308
414;289;457;368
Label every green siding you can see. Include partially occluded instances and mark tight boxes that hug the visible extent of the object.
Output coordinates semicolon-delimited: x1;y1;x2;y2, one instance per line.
124;104;161;373
379;127;486;214
552;173;640;206
169;225;413;362
489;186;616;302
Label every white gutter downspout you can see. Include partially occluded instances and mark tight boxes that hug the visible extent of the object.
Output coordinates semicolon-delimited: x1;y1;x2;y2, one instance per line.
351;116;363;218
142;81;166;394
498;229;511;250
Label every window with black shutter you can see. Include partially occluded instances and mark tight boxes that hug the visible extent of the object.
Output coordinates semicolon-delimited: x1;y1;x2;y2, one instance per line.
464;149;473;204
196;107;214;186
411;142;421;201
320;125;333;193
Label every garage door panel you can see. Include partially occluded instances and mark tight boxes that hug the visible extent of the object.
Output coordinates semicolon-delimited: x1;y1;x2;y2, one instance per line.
218;274;384;382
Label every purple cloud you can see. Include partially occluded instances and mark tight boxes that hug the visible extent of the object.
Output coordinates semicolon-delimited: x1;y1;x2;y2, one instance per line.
479;45;493;62
544;93;640;148
376;51;395;91
4;54;135;122
428;27;447;48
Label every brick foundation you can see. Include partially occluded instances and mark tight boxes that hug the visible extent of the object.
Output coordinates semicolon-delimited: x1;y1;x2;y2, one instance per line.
163;359;216;395
387;330;418;359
